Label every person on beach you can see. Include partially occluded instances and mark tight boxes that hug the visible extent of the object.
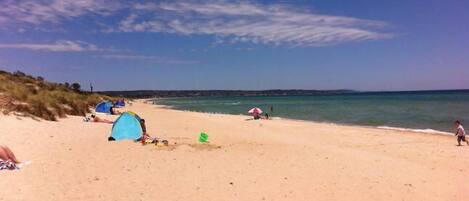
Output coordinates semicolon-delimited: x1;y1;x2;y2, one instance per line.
140;119;151;140
108;118;157;142
138;119;155;141
0;145;20;164
90;114;113;124
454;120;468;146
109;106;119;115
253;112;261;120
138;119;168;145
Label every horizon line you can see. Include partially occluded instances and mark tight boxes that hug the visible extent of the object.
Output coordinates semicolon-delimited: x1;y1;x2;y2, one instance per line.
98;88;469;93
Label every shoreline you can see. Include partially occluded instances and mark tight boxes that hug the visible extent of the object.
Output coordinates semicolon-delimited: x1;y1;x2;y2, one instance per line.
150;101;454;137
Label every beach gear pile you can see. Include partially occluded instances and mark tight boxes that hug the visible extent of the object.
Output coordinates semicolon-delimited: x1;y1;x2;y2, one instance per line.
110;112;142;140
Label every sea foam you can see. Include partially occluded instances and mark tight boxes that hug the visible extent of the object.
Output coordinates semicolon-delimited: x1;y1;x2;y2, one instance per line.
377;126;452;135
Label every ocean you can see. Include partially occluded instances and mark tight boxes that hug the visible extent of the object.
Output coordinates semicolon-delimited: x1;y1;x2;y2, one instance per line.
153;90;469;134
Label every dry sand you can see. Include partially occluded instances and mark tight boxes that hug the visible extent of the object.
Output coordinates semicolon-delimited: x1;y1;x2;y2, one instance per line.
1;100;468;201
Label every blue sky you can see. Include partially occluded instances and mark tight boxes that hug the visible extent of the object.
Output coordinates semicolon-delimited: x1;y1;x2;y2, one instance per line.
0;0;468;91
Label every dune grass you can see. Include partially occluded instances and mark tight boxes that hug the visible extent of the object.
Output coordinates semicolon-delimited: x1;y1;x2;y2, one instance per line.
0;70;113;121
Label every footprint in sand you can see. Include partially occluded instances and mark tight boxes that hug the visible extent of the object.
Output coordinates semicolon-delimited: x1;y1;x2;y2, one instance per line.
156;143;222;151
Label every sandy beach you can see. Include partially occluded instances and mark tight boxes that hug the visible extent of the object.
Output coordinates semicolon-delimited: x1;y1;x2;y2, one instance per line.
1;100;468;201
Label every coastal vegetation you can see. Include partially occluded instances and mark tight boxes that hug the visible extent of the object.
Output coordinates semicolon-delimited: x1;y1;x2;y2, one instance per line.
0;70;112;121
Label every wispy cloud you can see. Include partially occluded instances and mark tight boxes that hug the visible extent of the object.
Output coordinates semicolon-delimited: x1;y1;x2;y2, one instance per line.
0;40;101;52
119;1;392;46
99;54;198;65
236;47;255;51
0;1;392;47
0;0;122;25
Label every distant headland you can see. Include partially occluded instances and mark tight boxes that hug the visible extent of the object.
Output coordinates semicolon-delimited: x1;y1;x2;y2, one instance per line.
101;89;469;98
101;89;356;98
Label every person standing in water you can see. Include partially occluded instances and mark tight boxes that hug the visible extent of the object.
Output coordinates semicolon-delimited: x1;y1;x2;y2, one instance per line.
454;120;469;146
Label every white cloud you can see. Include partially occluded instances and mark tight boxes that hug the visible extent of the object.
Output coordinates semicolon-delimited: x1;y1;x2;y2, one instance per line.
0;1;392;47
100;54;155;60
236;47;255;51
0;40;101;52
99;54;197;65
0;0;122;25
121;1;392;46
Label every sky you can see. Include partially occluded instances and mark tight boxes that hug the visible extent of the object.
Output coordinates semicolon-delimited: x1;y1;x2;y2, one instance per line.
0;0;468;91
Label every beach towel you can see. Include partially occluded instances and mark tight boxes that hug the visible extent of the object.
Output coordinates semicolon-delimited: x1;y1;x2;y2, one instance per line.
0;160;17;170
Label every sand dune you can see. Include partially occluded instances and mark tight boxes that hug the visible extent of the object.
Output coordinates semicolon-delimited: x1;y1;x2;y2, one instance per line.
1;100;468;201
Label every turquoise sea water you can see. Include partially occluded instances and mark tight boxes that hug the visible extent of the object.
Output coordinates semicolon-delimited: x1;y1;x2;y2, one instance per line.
154;90;469;134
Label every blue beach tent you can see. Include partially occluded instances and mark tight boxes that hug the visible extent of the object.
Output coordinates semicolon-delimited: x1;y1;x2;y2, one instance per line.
115;99;125;107
110;112;142;140
95;101;113;113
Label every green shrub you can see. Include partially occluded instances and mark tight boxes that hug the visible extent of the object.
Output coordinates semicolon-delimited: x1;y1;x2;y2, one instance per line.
0;71;113;121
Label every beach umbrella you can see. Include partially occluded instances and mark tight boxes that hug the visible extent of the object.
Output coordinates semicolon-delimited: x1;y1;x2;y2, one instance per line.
248;107;263;114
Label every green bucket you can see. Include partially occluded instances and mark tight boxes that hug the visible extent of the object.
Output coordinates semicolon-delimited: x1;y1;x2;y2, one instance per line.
199;132;209;143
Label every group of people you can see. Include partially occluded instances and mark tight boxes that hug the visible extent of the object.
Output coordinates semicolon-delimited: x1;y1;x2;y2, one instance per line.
252;112;270;120
1;99;163;171
249;106;468;148
86;100;126;123
1;103;468;171
106;117;166;145
251;105;273;120
90;99;163;144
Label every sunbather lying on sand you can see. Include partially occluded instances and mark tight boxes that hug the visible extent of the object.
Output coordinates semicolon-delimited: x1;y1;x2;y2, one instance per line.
0;145;20;164
90;114;113;124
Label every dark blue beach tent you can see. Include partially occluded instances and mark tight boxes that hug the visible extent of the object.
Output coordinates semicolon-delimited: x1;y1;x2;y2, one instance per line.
95;101;113;113
110;112;142;140
115;99;125;107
